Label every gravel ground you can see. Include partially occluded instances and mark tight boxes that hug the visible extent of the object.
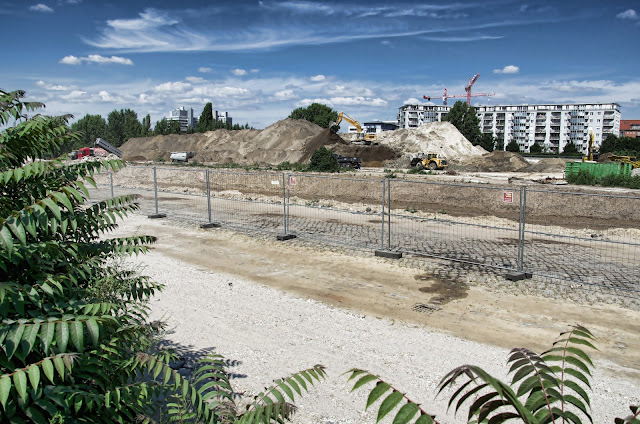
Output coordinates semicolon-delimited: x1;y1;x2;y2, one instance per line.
136;251;639;423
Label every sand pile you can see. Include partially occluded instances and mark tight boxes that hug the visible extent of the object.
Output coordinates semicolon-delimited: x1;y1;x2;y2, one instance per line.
121;119;350;165
376;121;486;160
522;158;568;173
451;151;530;172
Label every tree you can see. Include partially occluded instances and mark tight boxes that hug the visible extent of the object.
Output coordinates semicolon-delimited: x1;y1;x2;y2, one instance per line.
288;103;338;128
495;132;505;151
197;102;214;132
563;141;579;154
70;113;107;150
0;90;323;423
444;101;482;145
506;139;520;152
106;109;143;147
141;113;152;136
529;142;543;153
478;132;496;152
153;118;181;135
308;147;340;172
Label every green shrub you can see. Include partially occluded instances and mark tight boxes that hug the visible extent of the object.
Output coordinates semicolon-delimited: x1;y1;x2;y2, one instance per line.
567;169;640;189
506;139;520;152
308;147;340;172
347;326;638;424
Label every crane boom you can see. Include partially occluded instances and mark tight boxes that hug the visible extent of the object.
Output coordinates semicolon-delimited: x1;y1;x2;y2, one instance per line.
423;73;493;106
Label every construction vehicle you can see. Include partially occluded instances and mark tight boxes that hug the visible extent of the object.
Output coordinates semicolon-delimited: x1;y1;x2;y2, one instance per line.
333;153;361;169
69;146;93;160
607;155;640;169
170;151;195;162
94;138;122;158
330;112;376;145
582;128;596;162
410;153;448;170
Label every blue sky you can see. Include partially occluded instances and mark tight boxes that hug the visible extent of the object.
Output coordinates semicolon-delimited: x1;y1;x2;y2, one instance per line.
3;0;640;130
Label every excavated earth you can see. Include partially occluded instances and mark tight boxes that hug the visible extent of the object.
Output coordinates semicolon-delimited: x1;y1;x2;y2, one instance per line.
121;118;567;173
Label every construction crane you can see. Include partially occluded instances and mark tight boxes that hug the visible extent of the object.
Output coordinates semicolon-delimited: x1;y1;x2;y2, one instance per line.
423;73;494;106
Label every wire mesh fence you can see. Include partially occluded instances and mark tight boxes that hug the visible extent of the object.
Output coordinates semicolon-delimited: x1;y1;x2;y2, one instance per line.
285;173;385;249
387;180;524;272
90;164;640;296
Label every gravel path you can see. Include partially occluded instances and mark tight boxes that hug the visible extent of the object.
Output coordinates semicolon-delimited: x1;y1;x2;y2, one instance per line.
138;251;639;423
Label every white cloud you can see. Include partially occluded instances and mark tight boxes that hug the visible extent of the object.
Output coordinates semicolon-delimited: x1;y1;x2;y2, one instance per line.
59;54;133;65
493;65;519;74
186;76;206;83
61;90;87;100
403;98;422;105
273;89;296;100
29;4;53;13
198;67;213;73
310;75;326;82
250;69;260;73
330;96;387;106
97;91;115;101
154;81;192;92
232;69;247;76
617;9;637;20
36;80;75;91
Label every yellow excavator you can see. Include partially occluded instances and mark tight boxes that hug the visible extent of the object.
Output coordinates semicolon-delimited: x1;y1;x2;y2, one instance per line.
330;112;376;145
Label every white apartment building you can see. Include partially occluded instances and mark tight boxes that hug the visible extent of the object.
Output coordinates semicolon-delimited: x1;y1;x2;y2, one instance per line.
397;102;621;153
167;106;198;132
397;103;449;128
214;111;232;126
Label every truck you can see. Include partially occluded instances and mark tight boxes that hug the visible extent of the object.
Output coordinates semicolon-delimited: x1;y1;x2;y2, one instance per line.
170;151;195;162
69;146;93;160
410;153;448;170
94;138;122;158
333;153;362;169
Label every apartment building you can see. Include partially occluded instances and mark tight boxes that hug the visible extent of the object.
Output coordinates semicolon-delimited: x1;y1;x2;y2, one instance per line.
398;102;621;153
397;103;449;128
620;119;640;138
348;120;398;135
166;106;198;132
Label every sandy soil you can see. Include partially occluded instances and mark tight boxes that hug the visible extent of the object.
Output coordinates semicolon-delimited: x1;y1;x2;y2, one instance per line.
112;214;639;423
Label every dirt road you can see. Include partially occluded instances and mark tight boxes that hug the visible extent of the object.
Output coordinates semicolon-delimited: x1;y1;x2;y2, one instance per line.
116;214;640;378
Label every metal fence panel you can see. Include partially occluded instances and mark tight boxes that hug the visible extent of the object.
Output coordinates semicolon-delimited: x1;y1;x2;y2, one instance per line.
153;167;208;221
286;173;385;249
207;170;286;234
522;188;640;293
388;179;523;271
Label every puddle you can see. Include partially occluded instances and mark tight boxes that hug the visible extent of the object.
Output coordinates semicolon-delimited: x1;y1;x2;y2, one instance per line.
415;273;469;305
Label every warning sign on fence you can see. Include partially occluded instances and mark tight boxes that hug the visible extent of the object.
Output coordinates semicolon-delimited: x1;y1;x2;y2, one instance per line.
503;191;513;203
289;176;297;186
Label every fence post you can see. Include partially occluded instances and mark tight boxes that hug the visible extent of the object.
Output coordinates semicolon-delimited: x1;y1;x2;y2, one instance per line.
380;179;385;250
276;173;295;240
109;171;114;199
148;166;166;219
206;169;212;223
387;177;391;250
507;186;528;280
200;169;220;228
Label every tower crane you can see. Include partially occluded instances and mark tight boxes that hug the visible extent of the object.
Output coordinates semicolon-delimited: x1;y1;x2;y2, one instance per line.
423;73;494;106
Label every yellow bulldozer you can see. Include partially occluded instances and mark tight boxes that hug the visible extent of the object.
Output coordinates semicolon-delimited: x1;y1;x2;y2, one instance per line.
607;155;640;169
410;153;448;170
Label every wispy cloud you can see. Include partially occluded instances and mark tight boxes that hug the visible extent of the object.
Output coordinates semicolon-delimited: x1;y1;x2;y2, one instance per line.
29;4;54;13
493;65;520;74
36;80;75;91
198;67;213;73
59;54;133;65
616;9;637;20
232;69;247;76
82;5;560;53
310;75;325;82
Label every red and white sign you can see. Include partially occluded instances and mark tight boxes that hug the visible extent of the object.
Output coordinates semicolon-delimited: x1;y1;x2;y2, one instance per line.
289;176;297;186
503;192;513;203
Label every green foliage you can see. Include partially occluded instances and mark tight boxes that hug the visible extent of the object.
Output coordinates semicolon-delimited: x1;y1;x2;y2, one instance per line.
197;102;214;133
161;356;326;423
444;101;482;145
0;89;165;422
495;132;505;151
529;142;543;154
69;114;107;152
348;325;634;424
478;132;496;152
276;161;308;172
154;118;182;135
106;108;143;147
308;147;340;172
506;139;521;152
567;170;640;189
563;141;579;154
288;103;338;128
600;134;640;155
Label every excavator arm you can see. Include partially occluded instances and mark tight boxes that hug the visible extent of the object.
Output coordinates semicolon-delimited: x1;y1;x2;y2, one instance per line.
330;112;362;133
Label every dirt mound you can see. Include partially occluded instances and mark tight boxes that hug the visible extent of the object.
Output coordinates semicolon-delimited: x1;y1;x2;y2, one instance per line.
450;151;530;172
522;158;568;173
300;129;350;162
327;143;401;165
376;121;486;160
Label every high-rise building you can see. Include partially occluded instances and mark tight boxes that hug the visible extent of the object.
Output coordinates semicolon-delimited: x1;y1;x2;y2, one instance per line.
167;106;198;132
397;102;621;153
214;111;232;127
